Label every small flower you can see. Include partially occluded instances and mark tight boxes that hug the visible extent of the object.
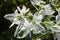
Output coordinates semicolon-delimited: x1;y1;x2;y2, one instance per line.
4;10;21;28
4;5;30;28
30;0;46;6
17;5;29;14
33;12;43;24
30;0;46;10
32;12;45;34
39;4;55;15
4;5;30;38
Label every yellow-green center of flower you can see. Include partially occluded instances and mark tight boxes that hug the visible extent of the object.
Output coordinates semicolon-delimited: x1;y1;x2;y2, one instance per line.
16;13;24;20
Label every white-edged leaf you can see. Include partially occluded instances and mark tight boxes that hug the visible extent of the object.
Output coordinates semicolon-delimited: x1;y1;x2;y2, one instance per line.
17;26;30;39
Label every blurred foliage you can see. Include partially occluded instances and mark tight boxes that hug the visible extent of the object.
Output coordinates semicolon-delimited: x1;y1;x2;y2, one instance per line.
0;0;57;40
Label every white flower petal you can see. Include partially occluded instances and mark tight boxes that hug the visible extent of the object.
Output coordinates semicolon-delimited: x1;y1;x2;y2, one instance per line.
25;8;30;13
32;24;45;34
52;25;60;29
33;13;43;24
51;25;60;33
30;0;46;6
56;15;60;24
21;26;27;30
57;8;60;15
42;4;54;15
4;14;14;22
30;0;40;5
34;12;43;20
9;22;15;28
14;25;20;37
30;0;36;5
23;18;30;26
17;6;21;13
17;5;29;14
22;5;26;13
50;28;60;33
13;18;21;25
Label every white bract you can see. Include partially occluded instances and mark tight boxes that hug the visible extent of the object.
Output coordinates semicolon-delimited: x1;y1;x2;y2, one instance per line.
33;12;43;24
39;4;55;15
49;0;55;5
32;12;45;34
17;5;29;14
56;8;60;24
50;24;60;33
32;24;45;34
30;0;45;10
30;0;45;6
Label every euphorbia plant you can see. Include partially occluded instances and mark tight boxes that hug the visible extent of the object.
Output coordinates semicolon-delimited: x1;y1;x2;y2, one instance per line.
4;0;60;40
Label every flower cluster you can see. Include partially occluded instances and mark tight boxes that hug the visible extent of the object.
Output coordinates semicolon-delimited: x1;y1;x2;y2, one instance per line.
4;0;60;40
